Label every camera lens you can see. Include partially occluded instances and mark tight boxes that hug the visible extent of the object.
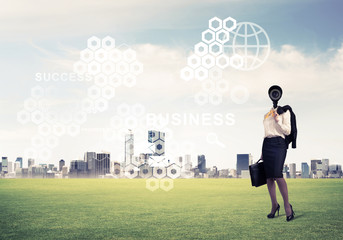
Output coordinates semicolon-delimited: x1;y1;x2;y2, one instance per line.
269;89;281;101
268;85;283;102
272;90;279;98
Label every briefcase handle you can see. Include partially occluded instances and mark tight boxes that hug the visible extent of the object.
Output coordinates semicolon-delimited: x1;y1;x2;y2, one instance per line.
256;159;263;163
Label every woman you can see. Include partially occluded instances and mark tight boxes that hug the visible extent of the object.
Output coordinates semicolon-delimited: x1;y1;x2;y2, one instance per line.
261;86;295;222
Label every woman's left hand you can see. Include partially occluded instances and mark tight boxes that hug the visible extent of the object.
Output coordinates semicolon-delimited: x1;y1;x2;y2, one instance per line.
273;111;280;122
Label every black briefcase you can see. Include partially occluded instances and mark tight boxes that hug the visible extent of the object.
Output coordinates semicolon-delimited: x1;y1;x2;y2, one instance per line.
249;159;267;187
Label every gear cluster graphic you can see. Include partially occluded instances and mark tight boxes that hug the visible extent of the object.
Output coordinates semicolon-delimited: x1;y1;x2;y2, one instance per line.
102;107;182;190
180;17;242;82
124;159;181;181
75;36;143;113
146;178;174;192
181;17;269;106
17;36;144;162
180;17;240;106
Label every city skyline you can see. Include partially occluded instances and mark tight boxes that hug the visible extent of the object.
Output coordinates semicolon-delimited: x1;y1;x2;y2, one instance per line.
1;114;341;179
1;125;341;173
1;149;341;179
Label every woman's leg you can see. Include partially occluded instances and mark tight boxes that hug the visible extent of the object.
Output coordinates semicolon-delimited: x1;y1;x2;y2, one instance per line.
275;178;292;216
267;178;279;212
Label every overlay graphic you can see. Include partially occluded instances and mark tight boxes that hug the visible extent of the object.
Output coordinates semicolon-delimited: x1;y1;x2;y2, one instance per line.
181;17;270;106
17;37;143;162
15;19;270;191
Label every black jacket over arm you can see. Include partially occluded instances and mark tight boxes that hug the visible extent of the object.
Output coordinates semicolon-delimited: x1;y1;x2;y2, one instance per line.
277;105;297;149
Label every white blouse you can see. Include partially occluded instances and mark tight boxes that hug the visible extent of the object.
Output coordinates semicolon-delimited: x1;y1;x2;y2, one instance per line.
263;107;291;139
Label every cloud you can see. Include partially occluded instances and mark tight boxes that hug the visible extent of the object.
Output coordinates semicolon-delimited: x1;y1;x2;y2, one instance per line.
28;40;343;110
4;40;343;169
0;0;236;41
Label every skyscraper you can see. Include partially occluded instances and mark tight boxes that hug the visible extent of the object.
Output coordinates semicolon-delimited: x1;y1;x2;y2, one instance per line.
15;157;23;168
96;153;111;175
85;152;96;177
322;159;329;176
184;154;192;171
197;155;206;173
301;162;310;178
283;164;289;178
8;161;13;173
148;130;165;156
48;164;54;171
28;158;35;168
289;163;296;178
125;130;134;166
14;162;20;171
310;159;321;176
59;159;65;171
236;154;250;176
84;152;96;171
62;166;68;177
69;160;87;178
1;157;8;173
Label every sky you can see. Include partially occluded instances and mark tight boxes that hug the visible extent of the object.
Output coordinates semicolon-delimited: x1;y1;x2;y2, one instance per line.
1;0;343;170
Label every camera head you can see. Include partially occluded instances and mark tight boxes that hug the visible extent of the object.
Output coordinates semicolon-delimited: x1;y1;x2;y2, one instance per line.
268;85;283;108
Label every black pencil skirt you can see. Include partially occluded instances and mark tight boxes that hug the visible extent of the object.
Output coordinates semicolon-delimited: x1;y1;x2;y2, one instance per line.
262;136;287;179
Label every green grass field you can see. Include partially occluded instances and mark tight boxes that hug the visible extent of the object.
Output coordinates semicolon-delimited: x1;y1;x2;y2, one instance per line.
0;179;342;240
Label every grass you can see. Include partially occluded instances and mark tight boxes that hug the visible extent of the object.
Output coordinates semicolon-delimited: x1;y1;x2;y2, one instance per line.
0;178;342;240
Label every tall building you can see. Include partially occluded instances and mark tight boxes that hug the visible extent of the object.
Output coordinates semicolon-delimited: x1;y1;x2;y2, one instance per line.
310;159;321;176
197;155;206;173
48;164;54;171
14;162;20;171
59;159;65;171
62;166;68;177
148;130;165;156
85;152;96;173
315;163;324;178
289;163;296;178
15;157;23;168
1;157;8;173
125;130;134;165
328;164;342;178
283;164;289;178
96;153;111;175
301;162;310;178
177;156;183;168
184;154;192;171
28;158;35;168
8;161;13;173
69;160;87;177
236;154;250;176
322;159;329;176
208;166;218;178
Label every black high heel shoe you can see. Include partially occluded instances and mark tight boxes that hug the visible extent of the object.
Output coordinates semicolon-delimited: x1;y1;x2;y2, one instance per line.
286;204;295;222
267;204;280;218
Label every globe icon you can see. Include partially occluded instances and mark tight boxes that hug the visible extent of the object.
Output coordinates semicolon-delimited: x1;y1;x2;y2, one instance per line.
224;22;270;71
